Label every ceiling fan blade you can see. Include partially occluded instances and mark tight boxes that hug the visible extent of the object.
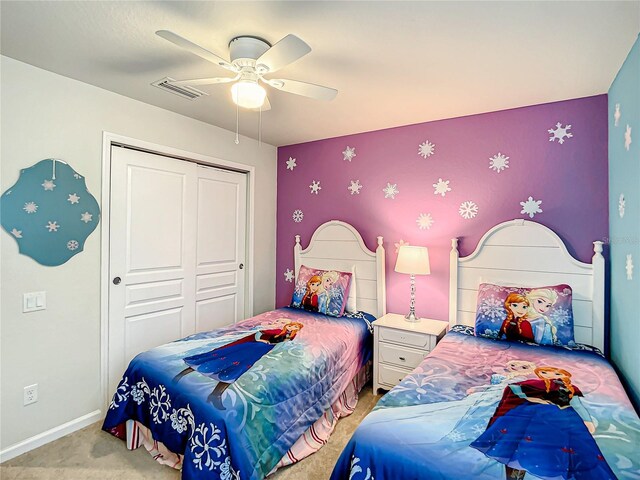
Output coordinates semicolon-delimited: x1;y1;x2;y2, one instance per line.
171;75;239;86
264;78;337;101
256;35;311;73
156;30;237;72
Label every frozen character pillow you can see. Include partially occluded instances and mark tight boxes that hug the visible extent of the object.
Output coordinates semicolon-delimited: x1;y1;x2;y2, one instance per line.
291;265;352;317
474;283;575;346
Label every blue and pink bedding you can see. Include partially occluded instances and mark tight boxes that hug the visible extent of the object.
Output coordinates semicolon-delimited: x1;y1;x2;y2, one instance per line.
103;307;374;480
332;327;640;480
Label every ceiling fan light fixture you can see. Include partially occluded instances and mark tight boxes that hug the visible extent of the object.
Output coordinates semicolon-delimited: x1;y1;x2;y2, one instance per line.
231;80;267;109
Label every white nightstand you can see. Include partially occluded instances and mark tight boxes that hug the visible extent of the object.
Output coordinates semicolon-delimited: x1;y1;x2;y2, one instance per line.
373;314;448;394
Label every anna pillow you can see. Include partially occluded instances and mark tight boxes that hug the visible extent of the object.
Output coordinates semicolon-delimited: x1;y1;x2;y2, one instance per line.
291;265;352;317
474;283;575;346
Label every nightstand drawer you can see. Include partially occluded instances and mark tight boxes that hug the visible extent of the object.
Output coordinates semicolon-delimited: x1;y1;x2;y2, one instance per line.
378;326;431;350
378;363;412;388
378;342;426;369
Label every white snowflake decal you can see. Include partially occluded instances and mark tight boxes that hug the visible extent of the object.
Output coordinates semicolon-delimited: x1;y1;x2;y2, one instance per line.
67;240;79;251
619;194;625;218
81;212;93;223
416;213;434;230
520;196;543;218
624;124;632;151
11;228;22;238
548;122;573;144
342;146;356;162
46;221;60;232
286;157;297;171
418;140;435;158
479;296;504;320
383;183;399;199
394;239;409;253
459;201;478;219
41;179;56;191
348;179;363;195
614;103;621;127
489;153;510;173
627;254;634;281
309;180;321;195
67;193;80;205
432;178;451;197
284;268;294;283
74;173;82;180
23;202;38;214
292;209;304;223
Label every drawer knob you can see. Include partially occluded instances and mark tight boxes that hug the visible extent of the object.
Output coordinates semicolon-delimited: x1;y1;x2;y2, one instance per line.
399;356;406;361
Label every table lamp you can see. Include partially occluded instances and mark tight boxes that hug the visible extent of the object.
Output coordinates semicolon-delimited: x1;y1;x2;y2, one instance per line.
395;245;431;322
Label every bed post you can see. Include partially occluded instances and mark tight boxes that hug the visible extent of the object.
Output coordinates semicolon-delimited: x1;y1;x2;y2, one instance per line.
449;238;459;329
293;235;302;282
376;236;386;318
592;240;605;353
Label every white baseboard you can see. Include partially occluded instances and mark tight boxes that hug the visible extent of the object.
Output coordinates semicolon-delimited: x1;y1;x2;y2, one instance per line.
0;409;103;463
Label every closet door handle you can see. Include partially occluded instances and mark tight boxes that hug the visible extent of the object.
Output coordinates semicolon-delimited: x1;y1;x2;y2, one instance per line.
239;263;244;270
113;277;121;285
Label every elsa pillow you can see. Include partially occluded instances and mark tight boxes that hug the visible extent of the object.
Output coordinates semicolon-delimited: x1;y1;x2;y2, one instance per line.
475;283;575;346
291;265;352;317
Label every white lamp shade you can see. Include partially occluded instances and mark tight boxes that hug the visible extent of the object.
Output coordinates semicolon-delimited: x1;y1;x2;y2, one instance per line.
231;80;267;109
395;245;430;275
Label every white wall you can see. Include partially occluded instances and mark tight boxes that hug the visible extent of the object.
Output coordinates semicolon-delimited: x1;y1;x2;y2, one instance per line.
0;56;277;453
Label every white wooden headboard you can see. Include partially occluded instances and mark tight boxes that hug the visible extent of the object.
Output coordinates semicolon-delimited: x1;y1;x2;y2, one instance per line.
449;219;605;351
294;220;386;318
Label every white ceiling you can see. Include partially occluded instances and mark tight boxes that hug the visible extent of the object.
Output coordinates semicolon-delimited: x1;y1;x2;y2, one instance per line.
1;1;639;146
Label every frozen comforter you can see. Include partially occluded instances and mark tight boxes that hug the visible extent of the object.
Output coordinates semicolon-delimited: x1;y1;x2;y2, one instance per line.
103;307;374;480
332;326;640;480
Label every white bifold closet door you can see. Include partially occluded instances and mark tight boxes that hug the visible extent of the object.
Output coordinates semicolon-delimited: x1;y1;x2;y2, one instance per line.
108;146;246;394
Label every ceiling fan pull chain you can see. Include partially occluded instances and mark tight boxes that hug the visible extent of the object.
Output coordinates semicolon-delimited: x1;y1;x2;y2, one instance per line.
259;104;262;147
235;101;240;145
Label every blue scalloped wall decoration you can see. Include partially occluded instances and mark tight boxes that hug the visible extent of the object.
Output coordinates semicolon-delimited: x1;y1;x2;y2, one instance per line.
0;159;100;266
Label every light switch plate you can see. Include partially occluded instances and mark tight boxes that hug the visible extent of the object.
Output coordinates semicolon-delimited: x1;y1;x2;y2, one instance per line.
23;292;46;313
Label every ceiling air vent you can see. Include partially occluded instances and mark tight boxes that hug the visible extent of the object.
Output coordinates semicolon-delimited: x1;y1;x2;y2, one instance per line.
151;77;208;100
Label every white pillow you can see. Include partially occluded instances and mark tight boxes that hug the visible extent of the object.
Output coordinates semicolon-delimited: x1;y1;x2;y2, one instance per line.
346;265;357;313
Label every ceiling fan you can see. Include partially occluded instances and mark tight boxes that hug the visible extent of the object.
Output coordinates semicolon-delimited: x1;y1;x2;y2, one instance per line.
156;30;338;110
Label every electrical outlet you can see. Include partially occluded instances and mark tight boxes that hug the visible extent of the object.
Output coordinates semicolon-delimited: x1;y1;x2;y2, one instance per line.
24;384;38;405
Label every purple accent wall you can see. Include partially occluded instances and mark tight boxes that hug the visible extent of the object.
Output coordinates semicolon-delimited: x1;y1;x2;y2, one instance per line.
276;95;608;320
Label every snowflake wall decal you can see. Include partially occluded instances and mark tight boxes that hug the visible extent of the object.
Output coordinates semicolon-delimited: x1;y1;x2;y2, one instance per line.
342;146;356;162
626;254;634;281
548;122;573;144
433;178;451;197
459;201;478;219
41;179;56;191
614;103;621;127
11;228;22;238
284;268;294;282
81;212;93;223
624;124;632;151
520;196;543;218
67;240;79;251
292;209;304;223
394;239;409;253
383;183;399;199
46;221;60;232
489;153;510;173
286;157;297;171
23;201;38;214
418;140;435;158
309;180;321;194
348;179;363;195
416;213;434;230
67;193;80;204
619;193;626;218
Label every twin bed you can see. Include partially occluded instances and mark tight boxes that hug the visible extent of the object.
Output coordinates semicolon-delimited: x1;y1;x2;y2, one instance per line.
104;219;640;480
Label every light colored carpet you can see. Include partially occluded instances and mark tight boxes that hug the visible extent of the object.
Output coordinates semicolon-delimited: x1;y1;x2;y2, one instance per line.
1;385;381;480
